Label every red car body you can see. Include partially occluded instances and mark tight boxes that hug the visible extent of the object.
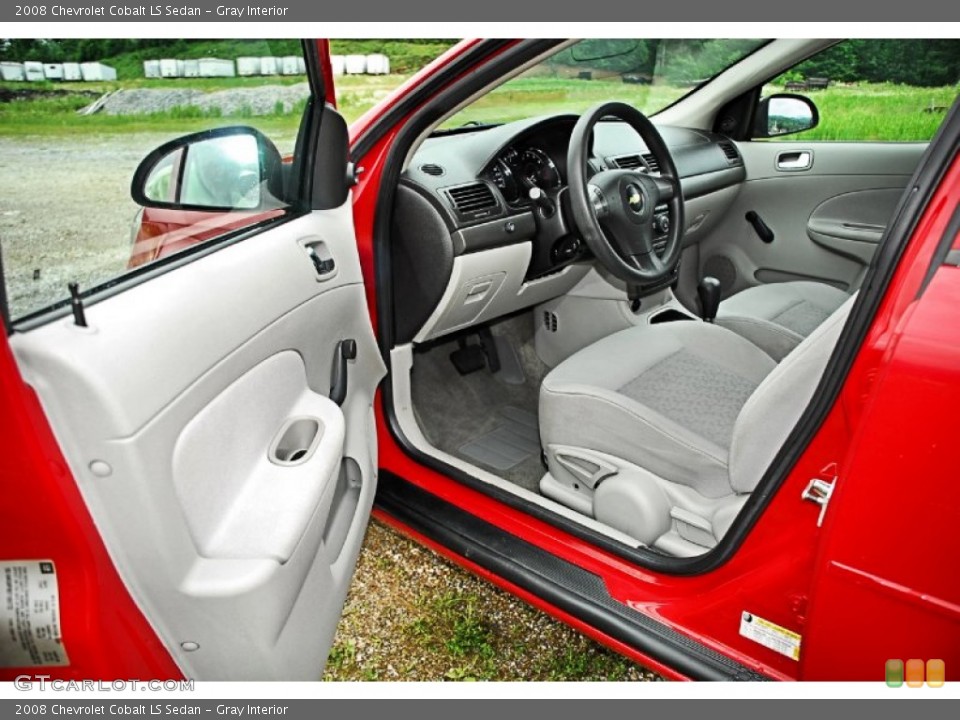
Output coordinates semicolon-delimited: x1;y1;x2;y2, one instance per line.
2;38;958;683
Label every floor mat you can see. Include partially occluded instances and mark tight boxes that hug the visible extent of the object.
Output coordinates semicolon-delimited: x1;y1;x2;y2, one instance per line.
410;312;548;493
458;407;540;471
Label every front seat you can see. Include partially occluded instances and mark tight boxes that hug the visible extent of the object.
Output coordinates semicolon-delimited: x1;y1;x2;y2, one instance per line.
539;294;855;557
716;281;850;361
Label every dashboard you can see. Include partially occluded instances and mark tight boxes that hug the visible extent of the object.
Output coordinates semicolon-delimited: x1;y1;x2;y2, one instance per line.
391;113;747;344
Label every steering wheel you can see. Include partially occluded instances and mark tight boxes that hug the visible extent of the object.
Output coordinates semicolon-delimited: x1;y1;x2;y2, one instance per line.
567;102;684;292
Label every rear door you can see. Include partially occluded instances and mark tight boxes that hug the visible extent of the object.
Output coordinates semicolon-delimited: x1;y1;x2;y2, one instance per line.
0;40;383;680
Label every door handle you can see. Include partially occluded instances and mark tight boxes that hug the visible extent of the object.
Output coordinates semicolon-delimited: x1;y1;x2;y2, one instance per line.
329;339;356;406
301;238;337;280
745;211;775;243
776;150;813;171
307;244;336;277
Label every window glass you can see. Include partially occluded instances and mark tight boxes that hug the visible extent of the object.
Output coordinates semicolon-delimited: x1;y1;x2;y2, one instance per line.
443;39;767;128
0;39;309;321
765;39;960;141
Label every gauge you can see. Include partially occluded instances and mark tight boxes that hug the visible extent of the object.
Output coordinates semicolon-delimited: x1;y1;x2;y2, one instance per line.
487;159;520;204
519;147;561;190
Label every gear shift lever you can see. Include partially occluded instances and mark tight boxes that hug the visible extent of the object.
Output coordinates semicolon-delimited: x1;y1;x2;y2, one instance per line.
697;276;721;322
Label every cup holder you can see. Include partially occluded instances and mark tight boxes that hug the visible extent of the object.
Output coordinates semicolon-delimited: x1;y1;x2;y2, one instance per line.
270;417;323;466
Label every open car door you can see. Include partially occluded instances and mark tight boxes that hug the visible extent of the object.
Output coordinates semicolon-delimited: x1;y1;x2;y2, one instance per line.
0;40;384;680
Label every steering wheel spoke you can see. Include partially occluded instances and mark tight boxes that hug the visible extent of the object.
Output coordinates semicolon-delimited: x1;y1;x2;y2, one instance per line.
587;184;610;219
567;101;685;290
652;173;680;202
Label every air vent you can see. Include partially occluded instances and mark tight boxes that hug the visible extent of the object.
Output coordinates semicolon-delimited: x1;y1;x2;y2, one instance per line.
543;310;559;333
420;163;445;176
641;153;661;173
611;154;644;170
718;142;742;166
446;182;499;220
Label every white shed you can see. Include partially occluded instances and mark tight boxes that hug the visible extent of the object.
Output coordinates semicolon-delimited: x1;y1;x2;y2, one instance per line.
79;62;117;82
198;58;235;78
259;56;278;75
182;59;200;78
365;54;390;75
159;58;180;78
344;54;366;75
62;62;83;81
280;56;300;75
143;60;161;78
23;61;45;82
330;55;346;76
0;62;26;82
43;63;64;81
237;57;261;76
296;57;307;75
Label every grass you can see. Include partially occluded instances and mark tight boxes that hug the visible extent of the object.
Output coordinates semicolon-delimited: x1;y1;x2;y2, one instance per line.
1;75;955;142
439;75;691;128
327;584;644;682
0;74;401;137
321;520;655;682
763;82;957;142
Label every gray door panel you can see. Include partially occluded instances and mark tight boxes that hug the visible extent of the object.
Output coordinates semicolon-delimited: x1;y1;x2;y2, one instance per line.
699;142;926;296
806;187;902;264
10;205;385;680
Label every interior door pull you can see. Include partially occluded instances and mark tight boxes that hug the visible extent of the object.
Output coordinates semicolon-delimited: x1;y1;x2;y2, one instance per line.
745;211;775;243
307;245;336;276
329;339;357;406
776;150;813;171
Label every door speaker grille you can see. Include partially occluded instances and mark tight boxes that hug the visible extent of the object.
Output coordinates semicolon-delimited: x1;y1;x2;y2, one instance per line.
703;255;737;295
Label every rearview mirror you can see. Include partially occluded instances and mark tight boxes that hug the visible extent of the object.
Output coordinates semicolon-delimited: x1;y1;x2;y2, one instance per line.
131;126;284;212
753;94;819;139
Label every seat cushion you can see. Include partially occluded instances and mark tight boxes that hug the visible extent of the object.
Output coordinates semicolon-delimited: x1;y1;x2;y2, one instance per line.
717;281;850;361
540;321;776;498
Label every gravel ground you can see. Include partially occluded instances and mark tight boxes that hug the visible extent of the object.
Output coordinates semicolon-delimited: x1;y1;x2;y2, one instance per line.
324;519;659;682
91;84;312;116
0;133;175;318
0;127;659;682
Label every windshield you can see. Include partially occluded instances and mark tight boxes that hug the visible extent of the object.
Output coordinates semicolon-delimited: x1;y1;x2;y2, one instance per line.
442;39;768;129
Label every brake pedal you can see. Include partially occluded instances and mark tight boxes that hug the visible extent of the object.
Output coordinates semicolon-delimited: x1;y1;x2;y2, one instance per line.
450;337;487;375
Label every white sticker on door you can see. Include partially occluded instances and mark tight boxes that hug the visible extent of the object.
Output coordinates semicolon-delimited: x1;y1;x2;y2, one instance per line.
739;610;801;661
1;560;69;667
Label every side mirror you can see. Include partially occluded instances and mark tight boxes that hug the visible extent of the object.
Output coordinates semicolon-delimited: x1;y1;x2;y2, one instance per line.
752;93;819;139
131;126;285;212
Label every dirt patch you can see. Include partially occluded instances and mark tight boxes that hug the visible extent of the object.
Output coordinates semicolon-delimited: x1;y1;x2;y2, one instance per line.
0;87;100;103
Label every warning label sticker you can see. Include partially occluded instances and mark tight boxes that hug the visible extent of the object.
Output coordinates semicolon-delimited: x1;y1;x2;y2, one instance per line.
1;560;69;667
739;610;801;661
